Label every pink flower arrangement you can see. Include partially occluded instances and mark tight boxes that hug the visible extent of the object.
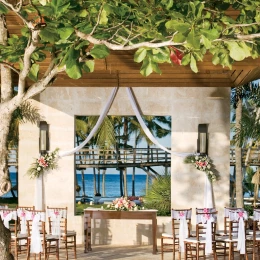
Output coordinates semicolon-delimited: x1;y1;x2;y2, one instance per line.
27;148;59;178
184;155;218;182
106;197;137;211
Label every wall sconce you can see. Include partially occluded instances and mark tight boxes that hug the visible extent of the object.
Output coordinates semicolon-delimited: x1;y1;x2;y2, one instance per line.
197;124;208;155
39;121;49;155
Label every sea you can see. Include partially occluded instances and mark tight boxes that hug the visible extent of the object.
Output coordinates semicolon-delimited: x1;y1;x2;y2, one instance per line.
1;172;148;199
76;173;148;198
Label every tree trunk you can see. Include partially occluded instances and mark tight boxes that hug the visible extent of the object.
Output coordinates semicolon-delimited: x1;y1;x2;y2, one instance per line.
123;168;127;197
235;98;244;208
102;169;106;197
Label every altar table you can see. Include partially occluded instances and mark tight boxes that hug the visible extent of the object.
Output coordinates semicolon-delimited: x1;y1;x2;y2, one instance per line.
84;208;158;254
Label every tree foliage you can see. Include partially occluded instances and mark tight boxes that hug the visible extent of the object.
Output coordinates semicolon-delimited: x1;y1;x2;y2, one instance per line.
0;0;259;86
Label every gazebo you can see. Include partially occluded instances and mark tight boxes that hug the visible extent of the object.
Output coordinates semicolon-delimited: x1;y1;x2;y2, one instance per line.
5;9;260;247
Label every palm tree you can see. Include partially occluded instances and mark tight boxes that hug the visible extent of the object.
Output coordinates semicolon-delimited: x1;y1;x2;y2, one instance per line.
8;101;40;197
231;81;260;207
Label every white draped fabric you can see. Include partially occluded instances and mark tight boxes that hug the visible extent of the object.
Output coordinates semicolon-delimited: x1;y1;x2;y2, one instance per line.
27;211;46;254
47;208;67;238
126;88;191;157
172;210;190;252
17;208;27;234
204;176;213;208
0;210;16;229
229;210;248;254
197;212;217;255
58;87;119;157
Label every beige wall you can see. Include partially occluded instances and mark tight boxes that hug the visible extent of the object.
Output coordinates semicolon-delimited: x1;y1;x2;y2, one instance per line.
19;86;230;245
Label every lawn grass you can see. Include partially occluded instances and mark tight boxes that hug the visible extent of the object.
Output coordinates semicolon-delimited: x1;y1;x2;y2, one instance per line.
0;197;18;208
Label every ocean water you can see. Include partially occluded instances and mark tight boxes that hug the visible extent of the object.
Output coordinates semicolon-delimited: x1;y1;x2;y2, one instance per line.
1;172;148;198
76;173;148;198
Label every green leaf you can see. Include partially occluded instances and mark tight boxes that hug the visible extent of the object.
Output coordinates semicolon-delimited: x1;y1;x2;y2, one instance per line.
151;62;162;74
190;54;198;73
187;30;200;49
200;28;220;40
58;26;74;40
173;33;186;43
100;9;108;25
181;54;191;66
165;21;190;33
90;45;110;59
51;0;70;16
134;48;147;63
82;60;95;73
65;48;80;69
39;27;60;43
201;35;211;49
0;3;8;14
28;64;39;82
226;41;248;61
66;63;82;79
140;58;153;76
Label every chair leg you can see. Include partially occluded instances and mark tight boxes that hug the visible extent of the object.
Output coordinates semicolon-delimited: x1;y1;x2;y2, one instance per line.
161;238;164;260
74;235;77;259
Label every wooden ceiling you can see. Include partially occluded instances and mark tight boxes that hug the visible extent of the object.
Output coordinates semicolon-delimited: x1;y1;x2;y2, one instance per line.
5;11;260;88
52;52;260;88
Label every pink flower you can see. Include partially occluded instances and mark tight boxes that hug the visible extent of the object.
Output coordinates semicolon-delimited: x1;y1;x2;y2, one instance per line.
54;210;60;216
203;208;209;213
204;213;210;220
3;211;9;218
179;211;185;217
238;211;244;218
21;211;26;218
38;157;48;168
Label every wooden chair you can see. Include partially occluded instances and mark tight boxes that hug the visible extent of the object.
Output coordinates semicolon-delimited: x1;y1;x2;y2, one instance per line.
216;208;248;260
161;208;192;260
184;209;218;260
26;210;59;260
246;209;260;260
47;206;77;260
0;208;29;259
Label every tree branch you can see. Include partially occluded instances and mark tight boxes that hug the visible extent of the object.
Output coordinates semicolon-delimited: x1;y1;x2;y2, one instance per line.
23;65;65;101
76;30;184;50
0;62;19;74
235;33;260;40
18;30;39;96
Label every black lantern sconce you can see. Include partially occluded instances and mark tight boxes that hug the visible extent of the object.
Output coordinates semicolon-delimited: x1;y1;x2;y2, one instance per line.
197;124;208;155
39;121;49;155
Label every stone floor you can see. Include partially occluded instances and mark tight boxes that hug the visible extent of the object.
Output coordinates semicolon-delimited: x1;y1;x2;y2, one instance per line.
17;244;247;260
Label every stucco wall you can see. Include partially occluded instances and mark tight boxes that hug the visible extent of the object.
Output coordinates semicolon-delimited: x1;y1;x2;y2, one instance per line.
18;86;230;245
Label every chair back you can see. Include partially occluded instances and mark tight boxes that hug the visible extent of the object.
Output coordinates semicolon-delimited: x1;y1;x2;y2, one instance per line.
26;210;46;254
0;208;18;235
223;207;244;234
46;206;68;236
253;209;260;241
171;208;192;237
227;208;248;239
195;210;218;255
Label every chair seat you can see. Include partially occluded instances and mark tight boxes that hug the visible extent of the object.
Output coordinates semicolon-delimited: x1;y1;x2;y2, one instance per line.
215;235;238;242
246;234;260;241
11;233;28;239
62;230;76;236
46;234;59;240
161;233;174;238
246;230;260;235
184;237;208;244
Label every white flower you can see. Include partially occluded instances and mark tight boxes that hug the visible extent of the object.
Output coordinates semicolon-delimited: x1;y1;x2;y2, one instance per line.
37;167;41;171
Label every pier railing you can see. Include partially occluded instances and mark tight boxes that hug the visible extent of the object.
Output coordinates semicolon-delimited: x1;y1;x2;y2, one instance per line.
230;147;260;166
75;148;171;169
